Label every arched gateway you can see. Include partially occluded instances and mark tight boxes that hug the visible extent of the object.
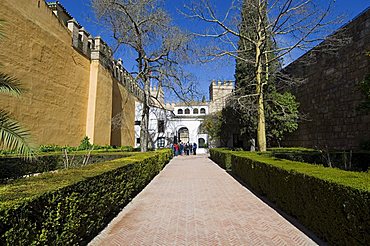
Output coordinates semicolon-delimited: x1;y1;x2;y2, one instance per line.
178;127;189;143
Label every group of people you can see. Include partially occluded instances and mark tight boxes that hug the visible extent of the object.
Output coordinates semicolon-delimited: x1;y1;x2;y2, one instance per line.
172;142;197;156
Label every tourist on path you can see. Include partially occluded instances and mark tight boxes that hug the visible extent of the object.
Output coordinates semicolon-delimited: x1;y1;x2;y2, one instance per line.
174;143;179;156
179;143;184;156
193;143;197;155
185;143;190;155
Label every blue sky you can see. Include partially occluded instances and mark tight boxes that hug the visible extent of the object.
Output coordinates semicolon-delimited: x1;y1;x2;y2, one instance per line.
54;0;369;99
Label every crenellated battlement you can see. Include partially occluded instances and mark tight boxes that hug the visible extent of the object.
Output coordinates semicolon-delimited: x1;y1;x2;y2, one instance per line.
210;80;234;88
209;80;234;113
48;1;144;101
112;59;144;101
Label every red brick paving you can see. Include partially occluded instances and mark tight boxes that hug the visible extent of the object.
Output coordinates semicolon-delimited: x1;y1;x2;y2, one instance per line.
89;155;318;246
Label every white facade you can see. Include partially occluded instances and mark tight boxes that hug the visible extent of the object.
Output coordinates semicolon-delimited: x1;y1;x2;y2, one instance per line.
134;80;233;152
135;102;209;153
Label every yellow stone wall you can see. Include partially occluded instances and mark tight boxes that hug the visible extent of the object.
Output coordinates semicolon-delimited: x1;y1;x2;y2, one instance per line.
111;79;136;147
0;0;136;147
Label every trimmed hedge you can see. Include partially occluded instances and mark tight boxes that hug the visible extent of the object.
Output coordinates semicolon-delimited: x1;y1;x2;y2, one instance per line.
0;152;132;182
0;149;172;245
209;148;232;170
210;149;370;245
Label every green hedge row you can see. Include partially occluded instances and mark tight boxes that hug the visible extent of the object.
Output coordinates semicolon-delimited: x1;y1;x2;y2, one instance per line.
0;152;132;182
0;149;172;245
209;148;232;170
210;149;370;245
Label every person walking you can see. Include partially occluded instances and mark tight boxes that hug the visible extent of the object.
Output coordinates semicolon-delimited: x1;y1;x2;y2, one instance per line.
193;143;197;155
186;143;190;155
180;142;184;156
174;143;179;156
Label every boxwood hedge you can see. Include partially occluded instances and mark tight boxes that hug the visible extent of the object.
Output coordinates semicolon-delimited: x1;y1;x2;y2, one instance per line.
210;148;370;245
209;148;232;170
0;149;172;245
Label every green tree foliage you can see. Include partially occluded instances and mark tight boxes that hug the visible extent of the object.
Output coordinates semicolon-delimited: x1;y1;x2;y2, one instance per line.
215;0;299;148
266;91;299;145
235;0;257;93
225;0;299;148
0;20;33;158
201;112;222;144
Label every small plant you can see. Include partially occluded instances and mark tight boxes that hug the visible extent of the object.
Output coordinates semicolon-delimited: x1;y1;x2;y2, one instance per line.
78;136;92;150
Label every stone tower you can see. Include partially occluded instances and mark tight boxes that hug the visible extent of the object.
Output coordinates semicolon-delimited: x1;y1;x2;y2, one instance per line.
209;80;234;113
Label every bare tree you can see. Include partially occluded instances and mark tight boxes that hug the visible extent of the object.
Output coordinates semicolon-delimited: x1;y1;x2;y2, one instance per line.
184;0;342;151
92;0;196;152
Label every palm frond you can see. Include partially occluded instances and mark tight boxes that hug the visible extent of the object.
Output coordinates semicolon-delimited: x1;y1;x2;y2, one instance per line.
0;110;34;159
0;73;23;96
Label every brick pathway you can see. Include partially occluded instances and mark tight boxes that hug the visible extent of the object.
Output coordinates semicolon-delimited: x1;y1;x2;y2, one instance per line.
89;155;318;246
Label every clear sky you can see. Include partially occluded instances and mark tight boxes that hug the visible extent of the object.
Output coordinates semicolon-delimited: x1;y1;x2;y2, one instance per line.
54;0;369;99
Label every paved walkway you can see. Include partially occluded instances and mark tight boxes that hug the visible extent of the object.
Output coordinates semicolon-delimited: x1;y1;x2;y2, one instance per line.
89;155;317;246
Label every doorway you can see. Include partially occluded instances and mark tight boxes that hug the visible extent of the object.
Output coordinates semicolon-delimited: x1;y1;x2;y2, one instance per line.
178;127;189;143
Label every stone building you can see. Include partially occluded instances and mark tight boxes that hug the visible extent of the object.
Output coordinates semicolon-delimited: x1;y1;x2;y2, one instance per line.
283;7;370;150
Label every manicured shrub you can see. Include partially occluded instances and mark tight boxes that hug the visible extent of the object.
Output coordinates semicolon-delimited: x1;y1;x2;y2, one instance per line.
210;149;370;245
0;149;172;245
209;148;232;170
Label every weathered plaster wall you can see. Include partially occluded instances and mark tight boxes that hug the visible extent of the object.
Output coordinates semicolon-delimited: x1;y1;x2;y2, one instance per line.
283;8;370;150
95;63;114;146
0;0;137;147
111;80;136;147
0;0;90;146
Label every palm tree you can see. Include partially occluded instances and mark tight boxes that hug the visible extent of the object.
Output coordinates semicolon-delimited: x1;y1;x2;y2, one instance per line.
0;20;33;158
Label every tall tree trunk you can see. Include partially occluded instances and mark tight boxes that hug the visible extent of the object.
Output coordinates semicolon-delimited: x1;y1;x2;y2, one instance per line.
256;41;266;151
140;78;150;152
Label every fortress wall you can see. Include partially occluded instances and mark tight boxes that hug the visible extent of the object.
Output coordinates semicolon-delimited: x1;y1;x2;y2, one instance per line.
87;61;113;146
283;8;370;150
0;0;90;146
111;79;136;147
0;0;137;147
